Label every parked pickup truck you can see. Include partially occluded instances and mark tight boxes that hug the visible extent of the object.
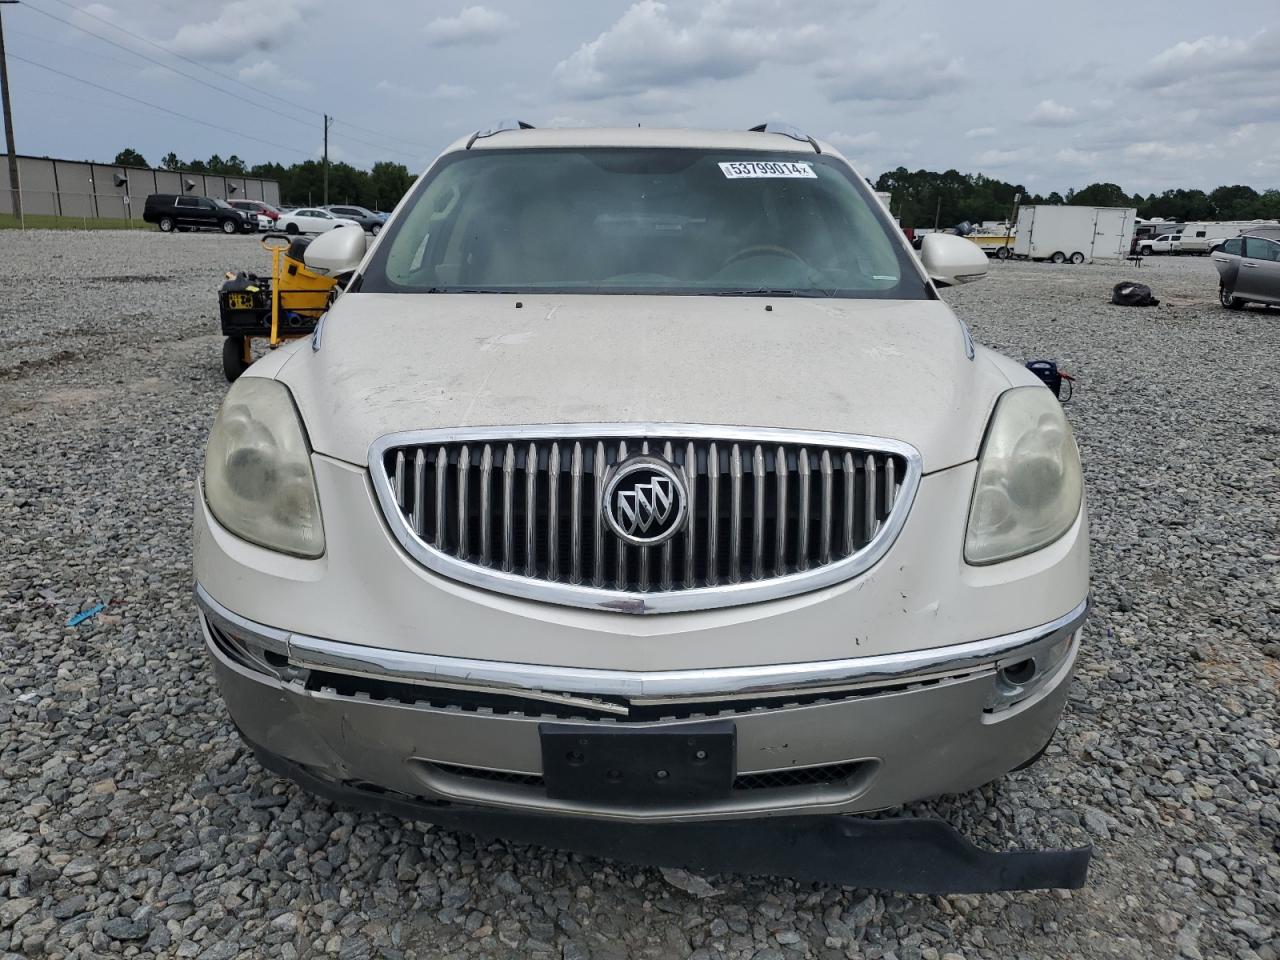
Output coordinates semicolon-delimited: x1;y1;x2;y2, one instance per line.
1137;233;1186;256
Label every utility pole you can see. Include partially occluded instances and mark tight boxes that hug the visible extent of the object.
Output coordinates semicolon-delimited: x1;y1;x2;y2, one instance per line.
0;1;20;222
322;113;333;206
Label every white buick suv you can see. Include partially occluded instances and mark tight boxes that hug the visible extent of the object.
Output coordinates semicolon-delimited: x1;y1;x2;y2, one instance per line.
195;124;1088;836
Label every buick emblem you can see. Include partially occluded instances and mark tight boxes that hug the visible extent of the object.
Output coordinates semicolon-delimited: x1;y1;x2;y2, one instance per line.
603;455;688;547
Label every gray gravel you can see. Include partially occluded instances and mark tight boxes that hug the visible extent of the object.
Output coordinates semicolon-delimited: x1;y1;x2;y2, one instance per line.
1;232;1277;959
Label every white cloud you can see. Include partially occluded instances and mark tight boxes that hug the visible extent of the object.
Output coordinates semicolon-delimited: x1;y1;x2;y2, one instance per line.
376;79;424;100
238;59;309;92
1054;147;1099;169
554;0;843;99
168;0;311;61
429;83;476;100
1122;141;1201;161
1131;29;1280;126
963;126;996;139
1028;99;1079;126
424;6;515;47
819;37;966;105
973;147;1032;168
1228;123;1258;145
826;130;882;150
1136;33;1249;87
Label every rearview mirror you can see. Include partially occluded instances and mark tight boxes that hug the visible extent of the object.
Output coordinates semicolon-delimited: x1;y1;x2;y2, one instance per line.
919;233;989;287
303;226;368;276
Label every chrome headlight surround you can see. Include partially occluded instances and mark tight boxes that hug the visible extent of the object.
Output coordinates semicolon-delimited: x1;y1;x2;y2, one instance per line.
203;377;325;558
965;386;1082;565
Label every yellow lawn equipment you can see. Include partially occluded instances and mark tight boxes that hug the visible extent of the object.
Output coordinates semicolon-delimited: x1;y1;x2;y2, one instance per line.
218;234;340;381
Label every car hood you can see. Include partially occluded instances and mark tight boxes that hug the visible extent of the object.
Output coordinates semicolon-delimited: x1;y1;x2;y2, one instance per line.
277;293;1014;472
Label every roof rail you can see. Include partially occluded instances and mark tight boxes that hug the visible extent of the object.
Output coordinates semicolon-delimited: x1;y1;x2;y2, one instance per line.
749;122;821;154
466;119;536;150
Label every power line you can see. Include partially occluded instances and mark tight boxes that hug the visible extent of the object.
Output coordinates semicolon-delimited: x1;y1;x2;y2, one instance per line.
36;0;436;153
20;1;425;162
22;3;316;128
8;53;316;159
9;23;151;72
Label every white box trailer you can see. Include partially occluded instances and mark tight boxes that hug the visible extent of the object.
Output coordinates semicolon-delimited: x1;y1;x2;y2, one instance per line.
1013;205;1137;263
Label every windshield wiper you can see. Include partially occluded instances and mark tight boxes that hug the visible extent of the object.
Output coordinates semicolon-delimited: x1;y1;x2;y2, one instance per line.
422;287;518;294
718;288;833;298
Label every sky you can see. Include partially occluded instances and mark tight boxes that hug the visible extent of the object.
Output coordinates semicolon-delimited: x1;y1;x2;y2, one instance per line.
5;0;1280;194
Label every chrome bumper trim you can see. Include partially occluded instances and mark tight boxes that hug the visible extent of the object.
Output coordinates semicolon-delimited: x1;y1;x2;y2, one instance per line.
194;584;1087;702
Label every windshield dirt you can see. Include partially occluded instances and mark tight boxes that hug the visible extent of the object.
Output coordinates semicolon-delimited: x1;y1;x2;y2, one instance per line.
360;148;928;299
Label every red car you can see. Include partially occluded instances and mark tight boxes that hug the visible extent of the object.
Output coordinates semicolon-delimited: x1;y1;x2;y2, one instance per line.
227;199;282;222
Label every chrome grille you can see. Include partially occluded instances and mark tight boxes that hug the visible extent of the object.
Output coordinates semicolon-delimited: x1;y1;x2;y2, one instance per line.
370;425;920;613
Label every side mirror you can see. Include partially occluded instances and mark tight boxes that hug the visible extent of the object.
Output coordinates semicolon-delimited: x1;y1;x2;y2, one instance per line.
303;226;368;276
919;233;989;287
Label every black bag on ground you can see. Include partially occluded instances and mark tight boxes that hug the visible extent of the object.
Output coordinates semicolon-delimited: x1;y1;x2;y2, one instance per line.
1111;281;1159;306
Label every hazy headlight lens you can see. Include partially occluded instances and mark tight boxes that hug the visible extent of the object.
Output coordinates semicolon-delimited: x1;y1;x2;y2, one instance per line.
965;386;1082;564
204;378;324;558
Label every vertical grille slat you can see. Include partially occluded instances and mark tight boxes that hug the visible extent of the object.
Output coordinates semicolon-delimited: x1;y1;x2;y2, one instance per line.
380;429;912;609
412;449;426;537
751;445;765;581
819;449;833;566
639;441;651;592
842;451;855;556
615;441;628;590
684;441;697;589
501;443;515;573
525;442;537;578
547;442;561;581
864;452;877;545
593;441;606;587
706;442;720;586
479;444;494;567
434;446;447;550
661;441;675;591
457;445;470;559
728;443;743;585
796;449;811;573
394;450;405;508
774;445;788;577
570;442;584;585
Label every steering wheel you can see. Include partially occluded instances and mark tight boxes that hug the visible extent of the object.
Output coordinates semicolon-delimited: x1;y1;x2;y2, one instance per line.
721;244;806;269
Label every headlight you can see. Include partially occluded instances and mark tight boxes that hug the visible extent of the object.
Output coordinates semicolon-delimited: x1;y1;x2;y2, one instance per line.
965;386;1082;565
203;378;324;558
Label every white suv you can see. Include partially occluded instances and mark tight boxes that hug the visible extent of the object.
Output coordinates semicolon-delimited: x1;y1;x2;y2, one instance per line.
195;125;1088;833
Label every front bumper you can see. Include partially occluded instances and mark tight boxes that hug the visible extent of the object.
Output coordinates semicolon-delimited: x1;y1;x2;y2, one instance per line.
197;586;1085;822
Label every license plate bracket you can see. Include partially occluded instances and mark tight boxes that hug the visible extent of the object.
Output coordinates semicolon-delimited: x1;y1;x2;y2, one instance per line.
540;721;735;806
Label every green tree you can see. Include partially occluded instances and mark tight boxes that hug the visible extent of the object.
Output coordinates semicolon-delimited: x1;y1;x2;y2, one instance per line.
1069;182;1131;208
113;147;148;168
1208;184;1260;219
160;152;182;171
874;167;1026;228
367;161;413;211
1142;188;1212;221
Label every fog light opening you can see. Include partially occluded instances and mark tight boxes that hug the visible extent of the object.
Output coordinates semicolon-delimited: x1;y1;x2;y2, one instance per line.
1000;658;1038;687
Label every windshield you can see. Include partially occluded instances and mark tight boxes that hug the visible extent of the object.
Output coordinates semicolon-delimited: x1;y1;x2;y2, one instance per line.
360;148;926;299
213;198;233;209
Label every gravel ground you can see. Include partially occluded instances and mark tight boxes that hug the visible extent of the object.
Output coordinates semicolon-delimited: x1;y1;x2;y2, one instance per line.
1;232;1277;960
